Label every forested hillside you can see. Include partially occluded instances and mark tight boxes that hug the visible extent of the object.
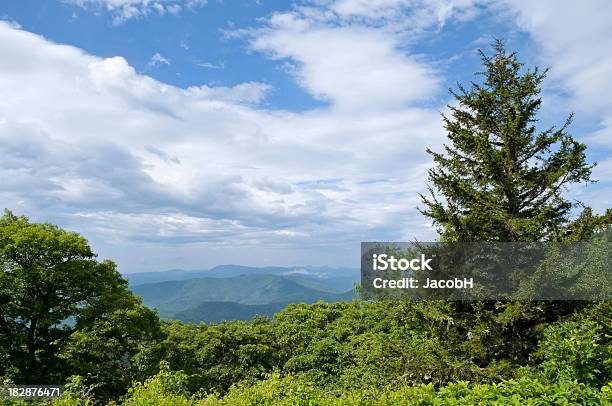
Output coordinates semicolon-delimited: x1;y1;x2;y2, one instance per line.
3;300;611;404
1;42;610;405
171;301;290;323
131;273;354;322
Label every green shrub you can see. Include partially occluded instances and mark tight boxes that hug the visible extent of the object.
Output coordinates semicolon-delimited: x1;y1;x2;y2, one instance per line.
537;301;611;386
79;367;610;406
118;371;612;405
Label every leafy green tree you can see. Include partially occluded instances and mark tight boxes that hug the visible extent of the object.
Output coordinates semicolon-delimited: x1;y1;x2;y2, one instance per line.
136;317;278;395
0;209;160;397
61;302;162;400
420;40;611;242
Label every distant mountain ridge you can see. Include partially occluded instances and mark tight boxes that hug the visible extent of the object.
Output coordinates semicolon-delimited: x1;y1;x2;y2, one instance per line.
125;264;358;290
129;269;357;323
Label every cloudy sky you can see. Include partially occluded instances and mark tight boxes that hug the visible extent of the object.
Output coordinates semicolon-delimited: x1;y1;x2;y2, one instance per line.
0;0;611;272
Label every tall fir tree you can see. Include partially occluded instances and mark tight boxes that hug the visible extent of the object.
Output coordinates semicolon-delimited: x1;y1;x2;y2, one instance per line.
420;40;611;242
419;41;611;364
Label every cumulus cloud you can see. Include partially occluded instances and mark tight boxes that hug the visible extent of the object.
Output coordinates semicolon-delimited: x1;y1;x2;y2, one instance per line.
66;0;207;24
0;18;445;269
500;0;612;212
251;21;438;112
502;1;612;124
244;4;447;113
235;1;485;114
6;1;608;270
185;82;272;104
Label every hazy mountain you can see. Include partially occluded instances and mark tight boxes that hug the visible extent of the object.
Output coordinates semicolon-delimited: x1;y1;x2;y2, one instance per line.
125;265;359;292
131;273;355;321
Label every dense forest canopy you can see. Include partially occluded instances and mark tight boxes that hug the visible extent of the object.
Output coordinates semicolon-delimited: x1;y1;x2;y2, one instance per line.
1;42;610;405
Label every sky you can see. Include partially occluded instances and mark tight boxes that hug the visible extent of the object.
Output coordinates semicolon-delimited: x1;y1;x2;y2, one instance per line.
0;0;611;273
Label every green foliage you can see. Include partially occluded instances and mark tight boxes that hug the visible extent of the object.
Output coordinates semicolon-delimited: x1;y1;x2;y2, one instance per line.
515;242;612;300
0;210;161;401
415;41;611;377
5;287;611;405
120;361;192;406
536;301;611;386
132;299;610;401
172;301;290;324
57;375;96;406
134;300;529;397
0;209;104;382
135;316;278;395
203;375;611;406
44;369;612;405
271;300;486;388
420;40;608;242
60;302;162;400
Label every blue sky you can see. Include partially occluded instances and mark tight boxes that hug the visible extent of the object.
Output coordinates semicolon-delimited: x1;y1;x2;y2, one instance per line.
1;0;327;110
0;1;611;272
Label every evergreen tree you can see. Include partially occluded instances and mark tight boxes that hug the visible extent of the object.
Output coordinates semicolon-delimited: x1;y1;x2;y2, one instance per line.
419;41;611;364
420;40;611;242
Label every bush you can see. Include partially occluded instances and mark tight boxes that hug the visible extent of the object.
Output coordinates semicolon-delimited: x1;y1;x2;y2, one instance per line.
99;370;612;405
537;301;611;386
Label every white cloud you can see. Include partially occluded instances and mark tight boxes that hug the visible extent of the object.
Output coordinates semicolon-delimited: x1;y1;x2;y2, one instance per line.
328;0;481;30
0;20;444;269
185;82;271;104
500;0;612;211
197;61;224;69
235;1;484;115
0;18;21;29
503;1;612;117
248;7;441;113
147;52;170;68
66;0;207;24
3;0;609;271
